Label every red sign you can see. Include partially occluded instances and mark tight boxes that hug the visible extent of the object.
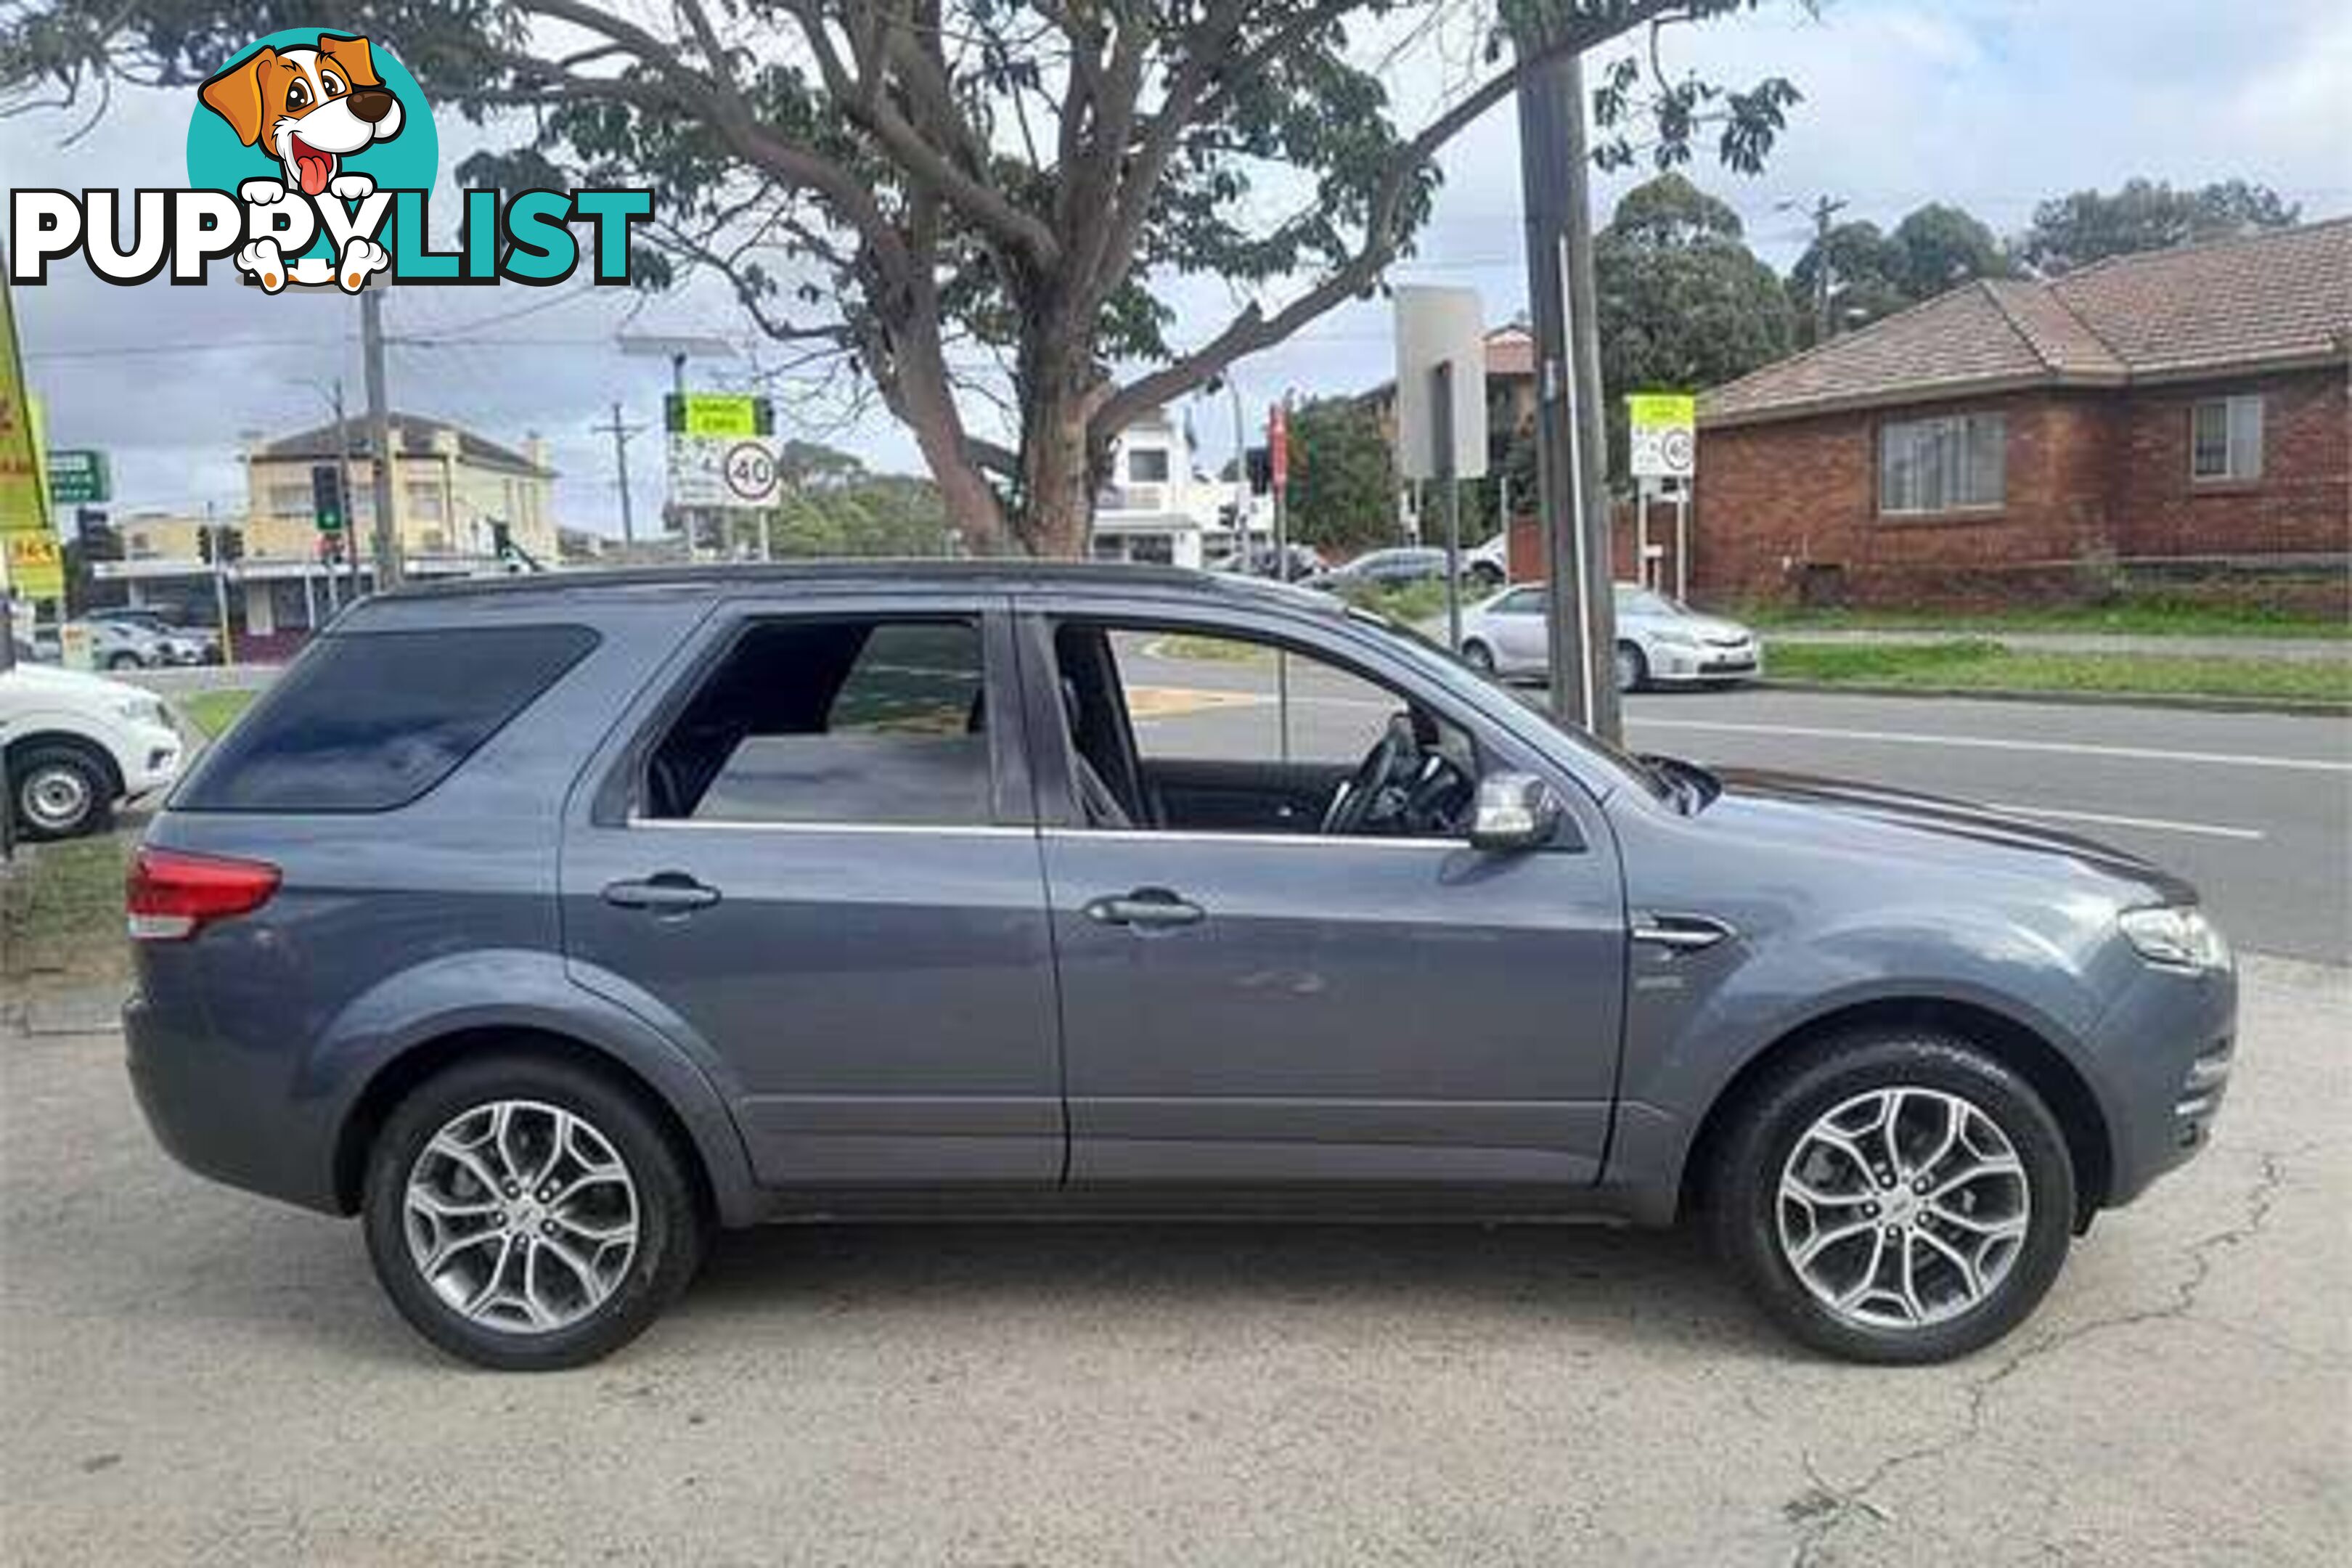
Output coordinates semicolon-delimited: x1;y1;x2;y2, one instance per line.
1269;403;1289;493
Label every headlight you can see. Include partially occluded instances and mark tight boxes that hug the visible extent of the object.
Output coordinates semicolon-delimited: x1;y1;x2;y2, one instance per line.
115;695;169;727
2120;905;2230;972
1651;629;1702;649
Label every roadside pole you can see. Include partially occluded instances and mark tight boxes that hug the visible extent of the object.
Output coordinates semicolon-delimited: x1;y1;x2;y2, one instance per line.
1435;360;1463;650
205;502;235;671
330;377;357;607
360;288;399;592
1515;38;1622;742
1270;401;1291;762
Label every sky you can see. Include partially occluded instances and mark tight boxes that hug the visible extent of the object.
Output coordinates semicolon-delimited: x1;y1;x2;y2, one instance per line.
4;0;2348;536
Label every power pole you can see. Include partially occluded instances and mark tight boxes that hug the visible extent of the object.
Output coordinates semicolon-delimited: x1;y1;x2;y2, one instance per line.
329;377;357;608
1782;195;1847;344
592;401;645;546
1515;36;1620;742
360;287;400;590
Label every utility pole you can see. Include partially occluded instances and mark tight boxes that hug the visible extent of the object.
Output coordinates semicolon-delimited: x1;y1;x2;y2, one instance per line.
329;377;357;608
1514;35;1620;741
592;401;645;546
360;287;400;590
205;500;235;669
1782;195;1847;345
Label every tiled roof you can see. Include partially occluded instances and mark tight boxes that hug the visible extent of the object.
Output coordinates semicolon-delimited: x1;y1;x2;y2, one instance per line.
258;412;552;475
1702;219;2351;427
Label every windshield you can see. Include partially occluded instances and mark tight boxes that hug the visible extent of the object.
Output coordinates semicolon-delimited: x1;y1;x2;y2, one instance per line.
1614;587;1687;618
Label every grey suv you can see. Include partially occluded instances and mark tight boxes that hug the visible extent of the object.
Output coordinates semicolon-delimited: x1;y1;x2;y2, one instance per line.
126;564;2236;1370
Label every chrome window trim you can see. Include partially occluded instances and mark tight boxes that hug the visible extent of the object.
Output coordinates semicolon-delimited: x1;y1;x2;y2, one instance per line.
1045;827;1473;852
625;816;1036;838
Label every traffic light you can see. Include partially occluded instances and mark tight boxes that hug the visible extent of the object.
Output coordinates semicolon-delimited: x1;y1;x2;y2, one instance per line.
311;463;346;534
197;525;245;565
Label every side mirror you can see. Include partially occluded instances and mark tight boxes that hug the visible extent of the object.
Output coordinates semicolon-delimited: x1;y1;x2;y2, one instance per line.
1469;772;1563;852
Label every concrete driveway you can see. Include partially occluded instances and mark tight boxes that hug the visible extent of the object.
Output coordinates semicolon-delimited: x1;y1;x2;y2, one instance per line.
1;956;2343;1567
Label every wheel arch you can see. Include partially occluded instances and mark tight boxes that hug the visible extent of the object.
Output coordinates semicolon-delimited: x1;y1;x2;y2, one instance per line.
5;728;126;800
1676;995;2115;1229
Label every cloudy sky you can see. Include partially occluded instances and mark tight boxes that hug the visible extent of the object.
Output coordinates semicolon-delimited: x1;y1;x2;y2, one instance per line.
5;0;2347;536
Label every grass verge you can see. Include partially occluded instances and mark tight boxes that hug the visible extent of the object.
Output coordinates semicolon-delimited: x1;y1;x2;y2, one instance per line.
1765;639;2352;704
1;833;131;987
180;688;258;738
1737;597;2349;640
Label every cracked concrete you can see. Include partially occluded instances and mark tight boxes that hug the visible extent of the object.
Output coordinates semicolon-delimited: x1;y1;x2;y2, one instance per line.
2;956;2345;1566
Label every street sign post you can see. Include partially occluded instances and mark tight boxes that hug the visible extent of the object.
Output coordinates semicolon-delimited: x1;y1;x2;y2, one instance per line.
666;393;779;550
1627;393;1696;596
44;449;108;506
1395;285;1487;650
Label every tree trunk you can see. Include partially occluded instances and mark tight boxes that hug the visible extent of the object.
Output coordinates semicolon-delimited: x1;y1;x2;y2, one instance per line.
1017;391;1097;559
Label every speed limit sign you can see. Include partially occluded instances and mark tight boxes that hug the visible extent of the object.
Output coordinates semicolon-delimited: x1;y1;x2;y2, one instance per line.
723;439;781;505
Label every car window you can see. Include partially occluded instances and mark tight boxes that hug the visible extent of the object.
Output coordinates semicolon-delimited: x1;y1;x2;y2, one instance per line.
1616;587;1678;617
1495;588;1544;615
643;616;992;827
174;624;596;812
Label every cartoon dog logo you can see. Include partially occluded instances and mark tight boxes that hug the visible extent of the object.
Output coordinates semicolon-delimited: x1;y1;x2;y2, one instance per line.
200;33;401;292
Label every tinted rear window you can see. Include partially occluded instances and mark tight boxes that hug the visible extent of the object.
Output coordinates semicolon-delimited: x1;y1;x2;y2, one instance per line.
176;624;597;812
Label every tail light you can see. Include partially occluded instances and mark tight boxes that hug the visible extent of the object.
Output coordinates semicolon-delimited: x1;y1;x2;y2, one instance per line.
126;847;281;942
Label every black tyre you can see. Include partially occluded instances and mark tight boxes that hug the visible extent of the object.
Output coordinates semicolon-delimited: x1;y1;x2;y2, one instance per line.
106;650;144;671
1461;639;1497;675
1707;1031;2076;1364
1468;563;1506;590
9;743;115;841
1613;641;1648;694
362;1052;707;1371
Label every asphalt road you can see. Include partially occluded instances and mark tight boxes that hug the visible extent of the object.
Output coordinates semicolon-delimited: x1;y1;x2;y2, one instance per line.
1115;648;2352;964
1;955;2342;1566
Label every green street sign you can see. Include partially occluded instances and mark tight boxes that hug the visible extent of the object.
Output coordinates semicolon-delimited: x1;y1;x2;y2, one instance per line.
46;447;109;505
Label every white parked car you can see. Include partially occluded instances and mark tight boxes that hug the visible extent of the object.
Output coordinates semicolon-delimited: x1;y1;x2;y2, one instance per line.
65;616;211;671
1;653;185;839
1456;582;1763;693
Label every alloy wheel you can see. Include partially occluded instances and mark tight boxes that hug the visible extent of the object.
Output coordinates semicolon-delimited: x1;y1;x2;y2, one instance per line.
1775;1086;2030;1331
402;1099;641;1334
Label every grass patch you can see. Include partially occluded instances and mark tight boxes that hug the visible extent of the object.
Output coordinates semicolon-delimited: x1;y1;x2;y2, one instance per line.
1766;638;2352;704
1735;597;2349;640
1153;633;1274;663
180;688;258;738
1;833;131;986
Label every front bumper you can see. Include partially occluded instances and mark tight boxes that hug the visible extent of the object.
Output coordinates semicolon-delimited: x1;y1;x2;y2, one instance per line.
1649;640;1763;683
118;719;184;798
2088;957;2238;1209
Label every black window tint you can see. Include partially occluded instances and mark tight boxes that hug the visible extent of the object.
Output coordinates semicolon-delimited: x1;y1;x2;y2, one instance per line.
646;617;992;825
176;624;596;812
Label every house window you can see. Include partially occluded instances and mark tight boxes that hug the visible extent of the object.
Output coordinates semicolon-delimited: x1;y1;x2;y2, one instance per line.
407;483;446;522
2191;396;2263;482
1127;447;1170;483
1879;413;2005;515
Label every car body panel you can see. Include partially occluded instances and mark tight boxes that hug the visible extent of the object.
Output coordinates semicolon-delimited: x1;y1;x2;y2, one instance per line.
0;661;184;802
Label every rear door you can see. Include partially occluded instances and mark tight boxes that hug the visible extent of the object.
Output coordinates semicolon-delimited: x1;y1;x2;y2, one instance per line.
561;594;1065;1191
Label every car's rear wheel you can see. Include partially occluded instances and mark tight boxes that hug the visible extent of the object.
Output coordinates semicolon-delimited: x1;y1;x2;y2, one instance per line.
105;650;144;671
1613;641;1647;693
1708;1031;2075;1363
1461;639;1497;675
362;1053;706;1371
9;743;113;841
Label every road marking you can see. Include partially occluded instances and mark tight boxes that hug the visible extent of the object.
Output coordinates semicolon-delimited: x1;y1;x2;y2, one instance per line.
1978;802;2266;842
1628;718;2352;775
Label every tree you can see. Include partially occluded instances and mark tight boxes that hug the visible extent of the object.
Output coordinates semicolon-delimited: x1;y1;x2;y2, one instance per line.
1787;219;1909;345
4;1;1802;557
1284;397;1394;554
1595;172;1791;473
1890;202;2008;300
2020;178;2300;274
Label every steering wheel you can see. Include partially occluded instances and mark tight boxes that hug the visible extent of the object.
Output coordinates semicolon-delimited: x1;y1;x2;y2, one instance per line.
1321;714;1421;836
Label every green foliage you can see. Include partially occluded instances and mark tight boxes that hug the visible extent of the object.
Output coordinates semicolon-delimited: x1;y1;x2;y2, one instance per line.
1596;173;1792;477
1765;639;2352;705
1890;203;2010;298
2019;178;2302;274
726;443;951;558
1286;398;1397;554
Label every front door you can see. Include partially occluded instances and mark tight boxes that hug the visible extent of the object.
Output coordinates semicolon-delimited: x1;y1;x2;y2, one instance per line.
1025;609;1627;1192
562;599;1064;1191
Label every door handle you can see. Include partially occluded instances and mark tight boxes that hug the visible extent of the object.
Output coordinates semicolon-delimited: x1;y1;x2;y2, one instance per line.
602;873;721;913
1084;888;1205;930
1632;912;1734;952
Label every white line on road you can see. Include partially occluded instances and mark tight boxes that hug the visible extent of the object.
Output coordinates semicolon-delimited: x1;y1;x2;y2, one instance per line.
1979;802;2266;841
1628;718;2352;775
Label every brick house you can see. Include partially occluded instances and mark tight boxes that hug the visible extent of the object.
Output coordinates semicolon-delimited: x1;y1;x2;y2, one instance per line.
1692;220;2351;610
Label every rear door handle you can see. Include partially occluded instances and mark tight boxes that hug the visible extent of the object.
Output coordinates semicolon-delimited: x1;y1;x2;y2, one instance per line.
1084;888;1205;930
602;873;721;913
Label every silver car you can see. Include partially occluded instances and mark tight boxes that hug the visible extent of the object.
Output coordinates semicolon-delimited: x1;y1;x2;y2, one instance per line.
63;616;209;671
1458;582;1762;692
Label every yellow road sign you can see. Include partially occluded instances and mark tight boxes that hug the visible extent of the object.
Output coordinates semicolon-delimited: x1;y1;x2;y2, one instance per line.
4;528;63;600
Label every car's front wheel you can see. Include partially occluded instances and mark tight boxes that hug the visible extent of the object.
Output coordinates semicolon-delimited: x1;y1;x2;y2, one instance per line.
1709;1031;2076;1363
362;1053;707;1371
9;743;114;841
1613;641;1648;693
1461;639;1497;675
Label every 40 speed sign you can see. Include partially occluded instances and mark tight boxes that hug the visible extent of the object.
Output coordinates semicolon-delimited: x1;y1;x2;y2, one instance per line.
666;393;781;510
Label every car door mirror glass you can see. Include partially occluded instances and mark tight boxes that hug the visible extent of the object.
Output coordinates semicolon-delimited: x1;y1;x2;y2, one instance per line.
1469;772;1561;851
